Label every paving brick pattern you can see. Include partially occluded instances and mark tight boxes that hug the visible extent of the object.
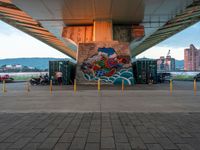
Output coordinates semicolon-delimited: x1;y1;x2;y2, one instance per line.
0;113;200;150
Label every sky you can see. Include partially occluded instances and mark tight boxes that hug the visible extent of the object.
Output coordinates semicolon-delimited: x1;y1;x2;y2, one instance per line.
0;20;200;60
0;21;67;59
137;22;200;60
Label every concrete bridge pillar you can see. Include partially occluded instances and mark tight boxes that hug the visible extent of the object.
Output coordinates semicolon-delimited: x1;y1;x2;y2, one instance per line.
62;21;144;85
93;20;113;42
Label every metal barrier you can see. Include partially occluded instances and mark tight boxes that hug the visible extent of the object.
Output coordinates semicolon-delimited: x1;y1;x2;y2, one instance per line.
194;79;197;96
74;79;77;94
50;80;53;94
2;80;7;93
170;79;173;95
25;81;30;92
2;79;198;96
122;80;124;92
98;78;101;93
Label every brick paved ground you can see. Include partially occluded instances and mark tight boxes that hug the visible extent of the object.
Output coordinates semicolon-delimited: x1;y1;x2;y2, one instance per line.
0;113;200;150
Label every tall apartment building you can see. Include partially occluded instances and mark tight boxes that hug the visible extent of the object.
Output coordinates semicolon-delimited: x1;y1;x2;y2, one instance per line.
184;44;200;71
157;56;176;72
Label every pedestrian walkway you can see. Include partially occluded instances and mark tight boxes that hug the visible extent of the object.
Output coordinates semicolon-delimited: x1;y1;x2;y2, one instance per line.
0;113;200;150
0;90;200;113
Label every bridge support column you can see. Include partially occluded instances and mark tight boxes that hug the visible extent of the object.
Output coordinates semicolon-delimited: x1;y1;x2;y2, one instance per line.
93;20;113;42
62;21;143;85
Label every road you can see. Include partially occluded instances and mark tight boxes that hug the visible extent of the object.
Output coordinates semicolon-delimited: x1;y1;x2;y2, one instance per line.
0;81;199;113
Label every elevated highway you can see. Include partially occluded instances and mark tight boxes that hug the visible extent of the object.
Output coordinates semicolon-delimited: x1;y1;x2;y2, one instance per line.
0;0;200;59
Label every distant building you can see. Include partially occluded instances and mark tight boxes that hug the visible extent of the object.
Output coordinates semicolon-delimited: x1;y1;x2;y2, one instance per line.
184;44;200;71
5;65;12;69
157;56;165;71
14;64;22;69
165;56;175;71
28;67;34;69
0;64;41;73
157;56;176;72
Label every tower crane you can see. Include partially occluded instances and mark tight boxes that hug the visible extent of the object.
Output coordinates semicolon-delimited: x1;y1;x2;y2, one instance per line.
166;50;171;57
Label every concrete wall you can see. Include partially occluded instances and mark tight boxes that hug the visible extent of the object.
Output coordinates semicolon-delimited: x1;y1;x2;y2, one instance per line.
76;41;134;85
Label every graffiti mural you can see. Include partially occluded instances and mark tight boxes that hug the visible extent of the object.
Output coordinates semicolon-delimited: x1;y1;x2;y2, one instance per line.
78;42;134;85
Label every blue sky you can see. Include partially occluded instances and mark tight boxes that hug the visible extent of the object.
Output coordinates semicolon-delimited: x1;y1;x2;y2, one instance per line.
0;20;200;60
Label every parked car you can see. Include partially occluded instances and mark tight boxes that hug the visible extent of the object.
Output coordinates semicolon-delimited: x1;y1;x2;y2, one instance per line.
194;73;200;81
0;75;14;83
157;73;173;83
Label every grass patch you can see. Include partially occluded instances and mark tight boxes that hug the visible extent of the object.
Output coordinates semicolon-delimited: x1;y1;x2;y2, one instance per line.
173;75;194;81
12;75;40;81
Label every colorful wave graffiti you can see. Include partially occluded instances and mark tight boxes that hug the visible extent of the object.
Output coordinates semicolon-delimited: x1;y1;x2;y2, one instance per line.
81;47;134;85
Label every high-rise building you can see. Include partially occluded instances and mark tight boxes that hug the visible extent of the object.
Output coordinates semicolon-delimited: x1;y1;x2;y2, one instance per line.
157;56;165;71
184;44;200;71
165;56;175;71
157;52;176;72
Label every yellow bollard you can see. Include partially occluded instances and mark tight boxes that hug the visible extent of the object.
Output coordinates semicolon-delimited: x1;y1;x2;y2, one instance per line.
170;79;173;95
98;78;101;93
2;80;6;93
74;79;77;94
122;79;124;92
194;79;197;96
26;81;30;92
50;80;53;94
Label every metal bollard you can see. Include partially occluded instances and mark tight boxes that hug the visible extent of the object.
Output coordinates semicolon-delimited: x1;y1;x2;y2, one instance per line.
122;79;124;92
2;80;6;93
98;78;101;93
194;79;197;96
25;81;30;92
74;79;77;94
50;80;53;94
170;79;173;95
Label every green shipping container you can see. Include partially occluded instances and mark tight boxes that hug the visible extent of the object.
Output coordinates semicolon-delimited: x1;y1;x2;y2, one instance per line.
133;59;157;84
49;60;76;85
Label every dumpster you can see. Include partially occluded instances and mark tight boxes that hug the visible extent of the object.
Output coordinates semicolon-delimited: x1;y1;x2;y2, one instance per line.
132;58;157;84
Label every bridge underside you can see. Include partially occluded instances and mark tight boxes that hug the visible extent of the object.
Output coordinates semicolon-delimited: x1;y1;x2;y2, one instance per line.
1;0;200;60
131;1;200;56
0;0;76;59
